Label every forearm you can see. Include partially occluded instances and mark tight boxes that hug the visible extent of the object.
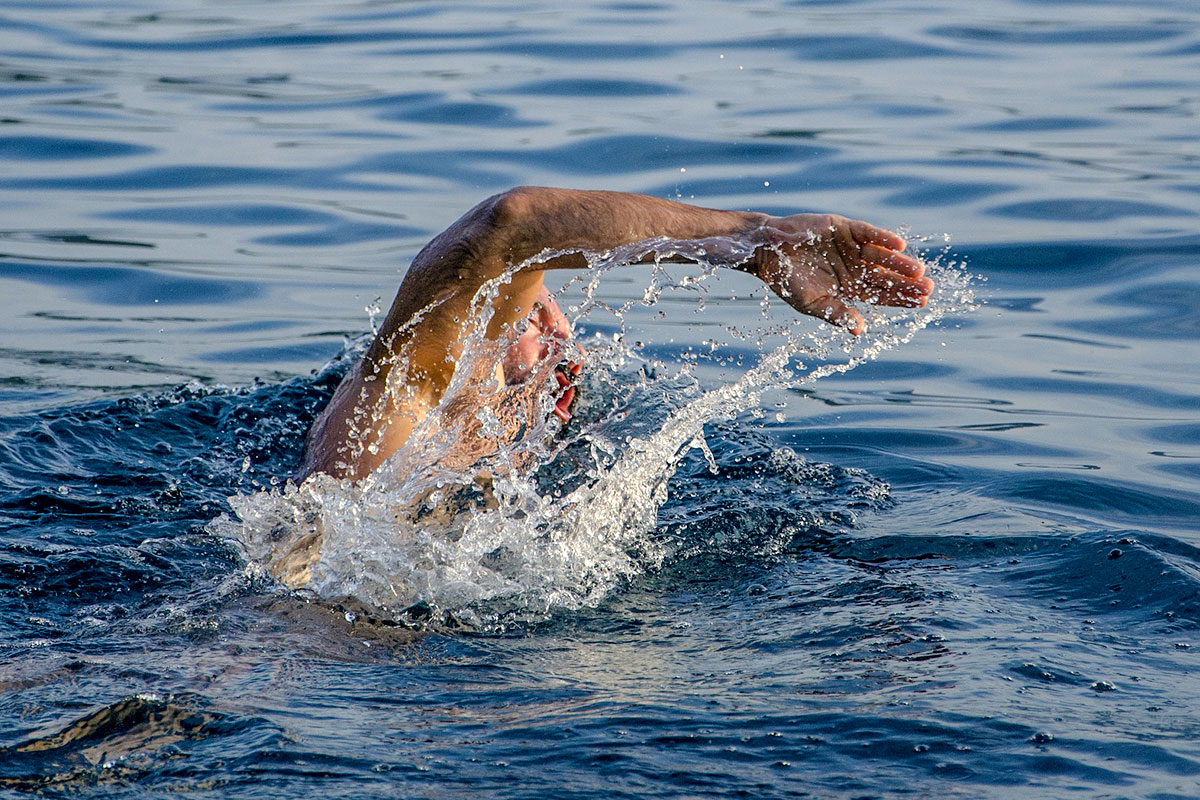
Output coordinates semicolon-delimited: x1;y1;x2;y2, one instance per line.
306;188;928;479
484;186;770;269
367;187;771;373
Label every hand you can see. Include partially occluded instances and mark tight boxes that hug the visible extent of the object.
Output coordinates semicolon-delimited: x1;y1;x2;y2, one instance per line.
753;214;934;334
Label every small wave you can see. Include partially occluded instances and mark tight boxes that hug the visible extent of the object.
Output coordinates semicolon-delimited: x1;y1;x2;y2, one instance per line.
0;694;280;791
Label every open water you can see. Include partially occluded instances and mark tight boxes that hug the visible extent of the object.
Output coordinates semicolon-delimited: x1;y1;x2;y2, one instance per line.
2;1;1199;798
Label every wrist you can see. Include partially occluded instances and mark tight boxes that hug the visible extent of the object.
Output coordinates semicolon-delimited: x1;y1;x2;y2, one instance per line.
746;216;779;280
726;212;772;276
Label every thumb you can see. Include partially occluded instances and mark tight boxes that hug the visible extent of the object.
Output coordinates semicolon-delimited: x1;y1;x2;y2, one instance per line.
804;294;865;335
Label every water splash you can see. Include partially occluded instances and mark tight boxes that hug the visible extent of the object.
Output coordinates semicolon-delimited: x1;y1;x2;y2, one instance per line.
213;236;976;629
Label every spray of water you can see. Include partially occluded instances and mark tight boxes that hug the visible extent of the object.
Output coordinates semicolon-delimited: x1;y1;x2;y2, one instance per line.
213;235;976;629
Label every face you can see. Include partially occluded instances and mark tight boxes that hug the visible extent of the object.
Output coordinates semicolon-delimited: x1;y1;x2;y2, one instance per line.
501;286;582;422
432;285;586;472
501;286;571;383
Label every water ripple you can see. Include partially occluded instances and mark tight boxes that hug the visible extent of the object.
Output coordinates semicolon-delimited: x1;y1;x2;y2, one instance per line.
0;134;152;160
2;1;1200;797
0;260;259;305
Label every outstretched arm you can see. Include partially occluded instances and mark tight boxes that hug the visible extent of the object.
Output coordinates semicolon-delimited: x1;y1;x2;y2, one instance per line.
301;187;932;480
371;187;928;376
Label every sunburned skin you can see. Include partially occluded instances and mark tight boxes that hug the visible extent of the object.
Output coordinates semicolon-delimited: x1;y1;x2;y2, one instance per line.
500;285;582;424
298;187;933;483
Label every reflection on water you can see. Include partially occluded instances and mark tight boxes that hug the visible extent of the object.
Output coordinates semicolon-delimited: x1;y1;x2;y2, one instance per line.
1;0;1199;797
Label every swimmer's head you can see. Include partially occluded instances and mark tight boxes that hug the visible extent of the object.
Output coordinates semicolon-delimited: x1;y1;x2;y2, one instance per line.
502;286;574;385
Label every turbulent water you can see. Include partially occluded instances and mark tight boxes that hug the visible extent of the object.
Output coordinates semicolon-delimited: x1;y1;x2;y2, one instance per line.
2;0;1200;798
217;242;974;627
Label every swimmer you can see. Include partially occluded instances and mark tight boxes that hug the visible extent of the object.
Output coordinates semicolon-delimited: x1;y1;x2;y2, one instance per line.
299;187;933;481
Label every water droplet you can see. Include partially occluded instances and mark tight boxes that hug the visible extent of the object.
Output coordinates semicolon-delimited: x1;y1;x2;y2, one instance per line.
217;231;974;626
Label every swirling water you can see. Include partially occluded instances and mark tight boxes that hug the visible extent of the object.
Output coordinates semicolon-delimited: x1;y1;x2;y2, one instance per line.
1;1;1199;798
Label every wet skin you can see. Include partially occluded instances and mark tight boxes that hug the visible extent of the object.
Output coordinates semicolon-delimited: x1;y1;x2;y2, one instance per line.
501;285;582;424
299;187;933;482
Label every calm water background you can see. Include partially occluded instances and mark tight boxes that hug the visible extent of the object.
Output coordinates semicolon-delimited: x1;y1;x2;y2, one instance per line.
2;0;1200;797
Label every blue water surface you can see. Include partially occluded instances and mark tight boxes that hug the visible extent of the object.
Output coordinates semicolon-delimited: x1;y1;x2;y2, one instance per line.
2;1;1200;798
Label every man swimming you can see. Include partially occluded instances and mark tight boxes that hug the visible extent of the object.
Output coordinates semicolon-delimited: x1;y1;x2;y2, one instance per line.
299;187;933;482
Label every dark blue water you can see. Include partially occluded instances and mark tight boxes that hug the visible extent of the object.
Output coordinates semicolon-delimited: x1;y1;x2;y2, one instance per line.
3;1;1200;797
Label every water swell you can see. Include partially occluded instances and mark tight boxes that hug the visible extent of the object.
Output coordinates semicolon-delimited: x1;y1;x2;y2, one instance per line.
0;376;336;643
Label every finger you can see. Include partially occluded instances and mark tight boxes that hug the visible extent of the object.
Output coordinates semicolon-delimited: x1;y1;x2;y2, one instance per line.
553;386;575;421
861;243;924;277
856;279;932;307
849;219;906;253
860;266;934;298
802;294;865;335
862;289;929;308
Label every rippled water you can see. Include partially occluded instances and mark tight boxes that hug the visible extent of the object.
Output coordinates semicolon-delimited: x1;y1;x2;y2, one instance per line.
2;0;1200;797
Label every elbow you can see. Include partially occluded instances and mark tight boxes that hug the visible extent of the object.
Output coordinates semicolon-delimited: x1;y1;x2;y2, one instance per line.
431;186;556;274
485;185;543;229
466;186;550;265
